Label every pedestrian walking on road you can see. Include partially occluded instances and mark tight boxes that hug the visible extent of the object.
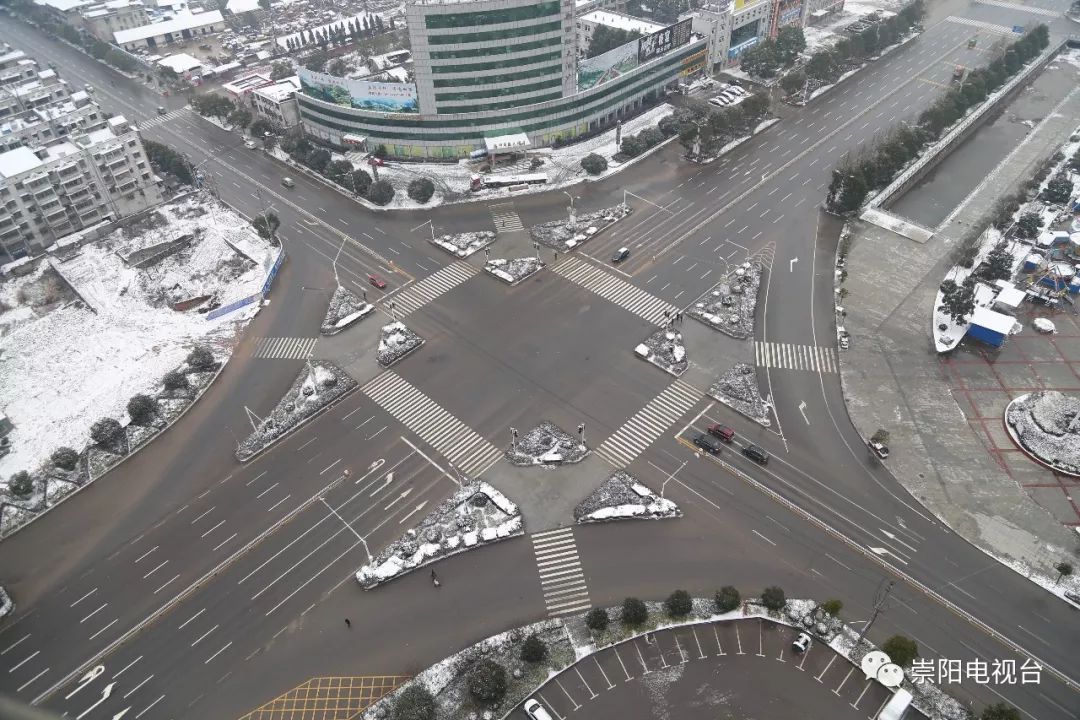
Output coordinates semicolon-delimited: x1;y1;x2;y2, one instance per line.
345;618;351;628
431;569;440;587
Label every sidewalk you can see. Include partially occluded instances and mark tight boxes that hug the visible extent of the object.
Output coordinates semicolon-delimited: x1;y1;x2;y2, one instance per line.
837;87;1080;579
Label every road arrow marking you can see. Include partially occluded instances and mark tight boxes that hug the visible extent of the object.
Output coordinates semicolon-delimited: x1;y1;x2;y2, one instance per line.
868;547;908;566
112;709;130;720
369;472;394;496
798;401;810;425
789;257;798;272
76;682;114;720
65;665;104;700
398;501;428;524
385;488;412;511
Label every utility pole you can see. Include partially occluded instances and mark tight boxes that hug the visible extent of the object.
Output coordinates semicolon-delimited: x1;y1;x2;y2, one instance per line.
856;579;895;647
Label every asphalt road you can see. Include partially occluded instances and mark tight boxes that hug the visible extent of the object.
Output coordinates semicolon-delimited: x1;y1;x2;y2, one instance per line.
0;3;1078;719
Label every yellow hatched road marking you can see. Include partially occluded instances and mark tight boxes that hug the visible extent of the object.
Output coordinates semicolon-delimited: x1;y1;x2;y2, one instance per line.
239;675;410;720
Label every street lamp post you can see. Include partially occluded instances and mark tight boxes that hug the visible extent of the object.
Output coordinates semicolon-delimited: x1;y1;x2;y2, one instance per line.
563;190;576;228
389;300;396;321
577;423;585;447
510;427;518;454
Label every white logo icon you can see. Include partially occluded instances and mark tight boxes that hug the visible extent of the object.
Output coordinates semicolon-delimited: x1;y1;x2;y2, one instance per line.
861;650;905;688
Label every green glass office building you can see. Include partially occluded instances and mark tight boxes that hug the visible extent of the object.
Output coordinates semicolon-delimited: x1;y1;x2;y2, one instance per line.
298;0;707;159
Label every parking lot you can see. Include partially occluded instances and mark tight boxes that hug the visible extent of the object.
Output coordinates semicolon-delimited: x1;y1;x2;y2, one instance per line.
510;618;905;720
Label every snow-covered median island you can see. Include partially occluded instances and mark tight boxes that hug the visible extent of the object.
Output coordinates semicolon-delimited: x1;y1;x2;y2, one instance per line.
1005;391;1080;476
431;231;496;258
0;192;273;479
320;285;374;335
483;256;545;285
376;321;424;367
688;260;764;339
635;327;688;376
506;421;589;466
709;363;772;427
574;470;681;523
356;480;522;589
531;203;632;251
236;361;357;461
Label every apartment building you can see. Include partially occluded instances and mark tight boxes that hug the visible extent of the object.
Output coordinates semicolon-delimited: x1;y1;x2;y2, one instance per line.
80;0;150;42
0;115;162;261
575;10;664;59
251;78;300;128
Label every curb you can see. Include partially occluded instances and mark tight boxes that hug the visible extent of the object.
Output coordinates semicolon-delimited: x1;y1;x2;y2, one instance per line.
236;382;360;464
377;337;426;368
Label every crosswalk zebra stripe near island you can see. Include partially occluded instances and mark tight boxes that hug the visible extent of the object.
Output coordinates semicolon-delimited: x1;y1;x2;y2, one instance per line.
531;528;592;617
754;341;837;373
595;379;702;468
551;257;677;326
362;371;503;478
252;337;318;359
389;261;476;316
489;202;525;233
137;107;191;129
943;16;1015;34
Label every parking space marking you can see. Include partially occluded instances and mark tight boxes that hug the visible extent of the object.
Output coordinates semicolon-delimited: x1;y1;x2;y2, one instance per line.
833;666;854;695
692;627;706;660
816;655;836;682
574;667;597;699
713;625;725;656
612;646;633;682
537;693;564;720
592;657;615;690
735;625;744;655
555;678;581;711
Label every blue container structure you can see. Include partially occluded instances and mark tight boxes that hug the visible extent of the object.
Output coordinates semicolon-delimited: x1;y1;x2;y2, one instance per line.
967;307;1014;348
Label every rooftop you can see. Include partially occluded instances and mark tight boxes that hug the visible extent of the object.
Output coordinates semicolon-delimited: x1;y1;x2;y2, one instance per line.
971;306;1018;335
0;146;44;179
33;0;93;12
254;77;299;102
580;10;664;33
157;52;204;73
113;9;222;43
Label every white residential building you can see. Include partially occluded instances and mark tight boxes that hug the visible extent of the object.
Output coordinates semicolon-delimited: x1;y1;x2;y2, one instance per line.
80;0;149;41
251;78;300;128
575;10;664;59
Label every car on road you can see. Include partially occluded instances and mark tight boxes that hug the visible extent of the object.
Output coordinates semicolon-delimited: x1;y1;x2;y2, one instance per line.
368;274;387;289
244;139;257;149
84;83;94;93
708;96;730;107
792;632;812;653
869;441;889;459
707;423;735;442
157;106;167;115
524;699;553;720
742;444;769;464
693;434;722;455
612;247;630;263
1065;590;1080;607
281;177;295;188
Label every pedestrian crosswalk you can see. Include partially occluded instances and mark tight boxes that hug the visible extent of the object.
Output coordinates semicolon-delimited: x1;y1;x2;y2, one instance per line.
389;261;476;316
137;106;191;129
252;337;318;359
362;371;503;478
973;0;1059;17
944;15;1014;34
754;341;837;373
531;527;592;617
551;257;677;326
489;202;525;233
595;379;702;468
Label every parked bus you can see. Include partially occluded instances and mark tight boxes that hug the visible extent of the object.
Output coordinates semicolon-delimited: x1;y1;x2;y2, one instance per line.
470;173;548;191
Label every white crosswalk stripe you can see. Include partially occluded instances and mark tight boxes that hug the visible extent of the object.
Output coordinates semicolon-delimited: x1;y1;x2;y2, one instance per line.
973;0;1059;17
595;379;701;468
944;15;1015;34
531;528;592;617
754;341;837;373
362;371;502;478
489;202;525;233
252;337;318;359
551;256;677;325
389;261;476;316
137;107;191;129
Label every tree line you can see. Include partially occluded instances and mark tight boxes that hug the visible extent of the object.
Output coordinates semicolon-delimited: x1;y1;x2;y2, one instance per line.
282;14;393;53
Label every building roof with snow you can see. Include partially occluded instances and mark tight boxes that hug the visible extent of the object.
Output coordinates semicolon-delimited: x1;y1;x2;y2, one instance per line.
580;10;664;33
0;146;44;179
253;77;299;102
226;0;259;11
993;282;1025;309
34;0;93;12
970;306;1017;335
113;9;223;44
222;71;272;96
157;52;204;73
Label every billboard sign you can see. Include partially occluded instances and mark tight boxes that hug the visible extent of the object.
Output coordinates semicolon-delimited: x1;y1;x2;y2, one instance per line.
577;38;640;91
728;35;759;59
299;68;419;114
637;18;692;63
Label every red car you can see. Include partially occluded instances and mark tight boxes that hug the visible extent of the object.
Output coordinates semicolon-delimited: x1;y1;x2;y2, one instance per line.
368;274;387;289
707;423;735;442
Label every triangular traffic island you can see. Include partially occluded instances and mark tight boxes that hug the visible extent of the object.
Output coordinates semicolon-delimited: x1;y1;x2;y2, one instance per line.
320;286;375;335
506;421;588;467
376;321;424;367
688;260;764;340
355;480;522;589
634;327;688;376
708;362;772;427
483;256;545;285
530;203;632;251
573;470;681;523
236;361;358;461
431;230;496;258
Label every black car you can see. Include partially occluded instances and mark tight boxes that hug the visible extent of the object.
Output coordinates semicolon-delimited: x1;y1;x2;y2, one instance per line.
742;444;769;464
693;434;722;455
612;247;630;263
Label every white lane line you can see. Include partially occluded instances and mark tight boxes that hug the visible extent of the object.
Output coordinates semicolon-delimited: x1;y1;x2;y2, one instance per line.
267;494;291;512
16;667;49;693
123;674;154;699
80;604;107;624
205;642;232;664
136;694;165;718
320;459;341;475
69;589;97;608
88;618;118;641
212;533;238;552
9;650;40;672
191;625;219;647
112;656;142;680
142;560;168;579
178;608;205;630
2;635;30;655
133;546;158;563
752;530;777;546
256;482;278;499
200;520;226;538
153;574;181;595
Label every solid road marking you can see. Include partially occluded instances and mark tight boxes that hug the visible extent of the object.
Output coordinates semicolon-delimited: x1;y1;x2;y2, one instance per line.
238;675;410;720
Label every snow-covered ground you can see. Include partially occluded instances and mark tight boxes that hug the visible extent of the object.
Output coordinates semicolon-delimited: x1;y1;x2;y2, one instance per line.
574;470;681;523
0;193;271;477
1006;391;1080;476
483;257;544;285
320;285;374;335
506;421;589;466
376;321;423;366
708;363;773;427
430;231;495;259
635;326;688;376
